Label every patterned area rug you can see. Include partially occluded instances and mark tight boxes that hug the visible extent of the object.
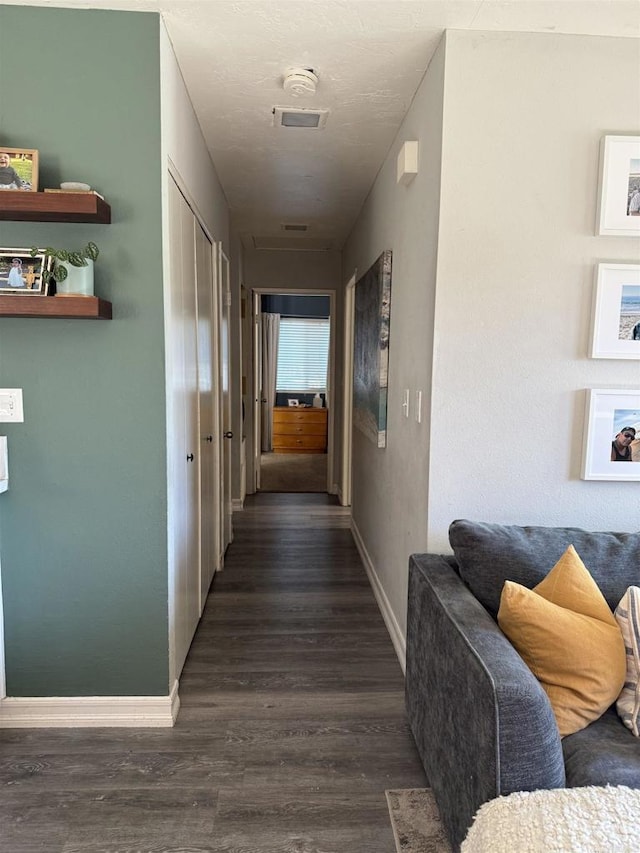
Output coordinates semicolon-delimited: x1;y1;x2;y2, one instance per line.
386;789;452;853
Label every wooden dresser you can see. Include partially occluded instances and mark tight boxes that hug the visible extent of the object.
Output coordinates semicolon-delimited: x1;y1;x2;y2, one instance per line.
272;406;328;454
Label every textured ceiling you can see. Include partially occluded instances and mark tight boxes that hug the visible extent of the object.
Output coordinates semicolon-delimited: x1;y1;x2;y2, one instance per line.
3;1;639;249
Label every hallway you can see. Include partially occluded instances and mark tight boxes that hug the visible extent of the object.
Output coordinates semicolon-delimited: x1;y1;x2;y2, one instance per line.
1;493;426;852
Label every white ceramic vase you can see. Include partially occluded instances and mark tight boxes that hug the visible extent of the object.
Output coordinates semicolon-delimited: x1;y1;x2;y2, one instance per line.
55;258;94;296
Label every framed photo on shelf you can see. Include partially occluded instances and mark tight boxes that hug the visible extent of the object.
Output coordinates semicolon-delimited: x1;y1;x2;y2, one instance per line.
581;388;640;481
0;147;39;192
590;263;640;359
0;249;51;295
596;135;640;236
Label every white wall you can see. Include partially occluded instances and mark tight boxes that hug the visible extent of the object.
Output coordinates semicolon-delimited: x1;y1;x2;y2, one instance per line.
428;30;640;550
342;37;446;649
243;249;342;292
159;23;229;249
343;29;640;655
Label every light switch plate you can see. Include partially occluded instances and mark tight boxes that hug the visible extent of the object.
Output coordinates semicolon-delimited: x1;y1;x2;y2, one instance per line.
0;389;24;422
402;388;410;418
0;436;7;492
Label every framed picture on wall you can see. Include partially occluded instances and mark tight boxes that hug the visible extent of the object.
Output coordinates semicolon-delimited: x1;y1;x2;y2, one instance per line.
0;248;51;295
0;147;39;192
596;135;640;236
590;263;640;359
581;388;640;481
353;249;393;448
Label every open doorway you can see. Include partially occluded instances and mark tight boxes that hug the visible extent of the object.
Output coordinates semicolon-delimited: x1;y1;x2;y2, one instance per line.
254;291;333;493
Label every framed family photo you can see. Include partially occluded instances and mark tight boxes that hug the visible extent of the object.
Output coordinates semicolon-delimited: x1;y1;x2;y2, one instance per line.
0;147;39;192
581;388;640;481
0;249;52;295
590;263;640;359
596;135;640;236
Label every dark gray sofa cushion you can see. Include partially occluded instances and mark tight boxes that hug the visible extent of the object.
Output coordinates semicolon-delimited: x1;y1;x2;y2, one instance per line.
563;706;640;788
449;520;640;618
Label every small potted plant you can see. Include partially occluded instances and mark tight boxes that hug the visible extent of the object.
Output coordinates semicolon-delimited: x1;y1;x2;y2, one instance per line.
31;242;99;296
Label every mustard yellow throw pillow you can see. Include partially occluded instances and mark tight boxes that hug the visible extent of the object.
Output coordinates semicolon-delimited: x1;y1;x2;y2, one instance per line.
497;545;626;737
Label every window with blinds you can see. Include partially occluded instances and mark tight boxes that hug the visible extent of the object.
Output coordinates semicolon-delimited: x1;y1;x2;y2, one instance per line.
276;317;330;392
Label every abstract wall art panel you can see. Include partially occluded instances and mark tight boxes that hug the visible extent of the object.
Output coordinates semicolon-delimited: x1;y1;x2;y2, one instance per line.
353;249;393;448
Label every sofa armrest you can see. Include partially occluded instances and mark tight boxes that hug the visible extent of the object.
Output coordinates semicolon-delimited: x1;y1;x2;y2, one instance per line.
406;553;565;850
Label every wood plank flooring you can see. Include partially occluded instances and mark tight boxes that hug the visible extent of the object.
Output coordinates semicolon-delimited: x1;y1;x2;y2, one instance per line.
0;493;427;853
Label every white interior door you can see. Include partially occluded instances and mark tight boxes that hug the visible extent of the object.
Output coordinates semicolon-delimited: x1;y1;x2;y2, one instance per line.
195;222;219;610
168;177;200;676
219;248;233;552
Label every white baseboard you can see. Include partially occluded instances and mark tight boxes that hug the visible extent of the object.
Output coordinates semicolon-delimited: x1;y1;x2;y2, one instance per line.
0;679;180;728
232;498;244;511
351;520;406;674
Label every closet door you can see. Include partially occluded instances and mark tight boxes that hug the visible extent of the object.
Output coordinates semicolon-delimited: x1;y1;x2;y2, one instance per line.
195;223;219;609
168;177;200;676
219;248;233;552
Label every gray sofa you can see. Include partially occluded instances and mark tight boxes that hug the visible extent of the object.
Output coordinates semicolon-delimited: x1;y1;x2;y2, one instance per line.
405;520;640;851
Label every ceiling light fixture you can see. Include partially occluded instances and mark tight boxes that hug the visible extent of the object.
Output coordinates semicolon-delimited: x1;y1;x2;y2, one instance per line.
282;67;318;97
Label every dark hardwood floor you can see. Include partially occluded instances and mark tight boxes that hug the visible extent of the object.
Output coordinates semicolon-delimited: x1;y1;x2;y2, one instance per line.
1;493;427;852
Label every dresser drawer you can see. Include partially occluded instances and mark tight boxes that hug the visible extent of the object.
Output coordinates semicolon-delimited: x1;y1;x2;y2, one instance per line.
274;421;327;436
273;408;327;426
273;433;327;452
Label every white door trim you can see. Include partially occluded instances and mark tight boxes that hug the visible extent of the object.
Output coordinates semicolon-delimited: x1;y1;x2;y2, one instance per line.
252;290;261;492
340;271;357;506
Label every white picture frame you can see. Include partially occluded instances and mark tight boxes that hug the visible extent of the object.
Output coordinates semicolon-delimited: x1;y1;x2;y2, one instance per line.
596;135;640;236
581;388;640;481
590;263;640;359
0;248;52;295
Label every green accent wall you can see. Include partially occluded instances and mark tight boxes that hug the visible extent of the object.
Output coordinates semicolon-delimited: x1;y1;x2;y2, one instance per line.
0;8;168;696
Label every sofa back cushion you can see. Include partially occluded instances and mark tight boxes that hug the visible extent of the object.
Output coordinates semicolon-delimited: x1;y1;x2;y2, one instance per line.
449;520;640;618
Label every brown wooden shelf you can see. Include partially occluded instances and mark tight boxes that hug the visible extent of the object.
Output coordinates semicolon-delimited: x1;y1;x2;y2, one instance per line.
0;191;110;223
0;295;112;319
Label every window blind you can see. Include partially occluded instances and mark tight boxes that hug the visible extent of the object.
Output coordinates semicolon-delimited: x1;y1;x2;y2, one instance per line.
276;317;330;392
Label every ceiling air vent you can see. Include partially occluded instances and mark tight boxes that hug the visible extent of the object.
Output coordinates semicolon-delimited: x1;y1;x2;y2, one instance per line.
282;223;308;232
273;107;329;129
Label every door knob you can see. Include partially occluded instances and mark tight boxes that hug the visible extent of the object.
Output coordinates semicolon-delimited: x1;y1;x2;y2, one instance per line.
224;431;233;439
186;453;194;462
204;435;213;442
261;398;267;403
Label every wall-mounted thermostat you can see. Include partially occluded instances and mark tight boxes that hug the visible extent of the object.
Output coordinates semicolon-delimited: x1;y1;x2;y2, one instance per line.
0;389;24;423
